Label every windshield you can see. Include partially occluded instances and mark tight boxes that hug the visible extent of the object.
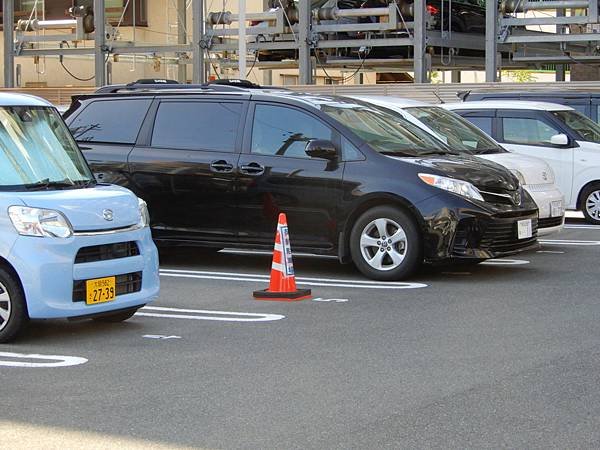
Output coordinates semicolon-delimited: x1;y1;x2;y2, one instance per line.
552;110;600;143
404;106;505;154
0;106;94;190
320;101;454;156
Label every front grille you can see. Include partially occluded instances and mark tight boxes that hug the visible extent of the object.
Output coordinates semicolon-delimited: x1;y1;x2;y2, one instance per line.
480;218;538;253
75;241;139;264
480;190;515;205
538;216;563;229
452;216;538;256
72;271;142;302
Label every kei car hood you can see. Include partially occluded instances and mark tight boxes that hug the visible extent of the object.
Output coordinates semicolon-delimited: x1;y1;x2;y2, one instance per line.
17;184;140;231
478;153;555;185
397;154;519;191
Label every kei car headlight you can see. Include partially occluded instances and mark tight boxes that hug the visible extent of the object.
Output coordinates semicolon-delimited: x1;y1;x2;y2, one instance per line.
8;206;73;238
510;169;526;186
138;198;150;228
418;173;484;202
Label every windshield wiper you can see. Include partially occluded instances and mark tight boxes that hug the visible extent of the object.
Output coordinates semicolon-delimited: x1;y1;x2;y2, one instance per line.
73;178;97;188
418;149;459;156
23;178;77;190
379;150;419;157
473;148;502;155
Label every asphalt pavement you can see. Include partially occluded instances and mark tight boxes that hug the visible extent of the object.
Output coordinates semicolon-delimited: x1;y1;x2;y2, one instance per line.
2;219;600;449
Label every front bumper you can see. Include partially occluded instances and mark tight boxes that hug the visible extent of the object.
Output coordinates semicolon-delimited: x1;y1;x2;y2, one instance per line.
523;184;565;237
418;193;540;262
8;226;159;319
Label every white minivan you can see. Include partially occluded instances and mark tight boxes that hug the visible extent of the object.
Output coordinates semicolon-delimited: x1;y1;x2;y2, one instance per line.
446;100;600;224
352;96;565;235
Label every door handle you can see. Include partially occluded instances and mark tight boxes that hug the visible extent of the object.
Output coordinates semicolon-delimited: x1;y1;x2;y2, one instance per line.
239;162;265;176
210;160;234;173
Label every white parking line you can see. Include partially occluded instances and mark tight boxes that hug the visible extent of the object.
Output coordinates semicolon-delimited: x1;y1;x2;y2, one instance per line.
137;306;285;322
564;225;600;230
480;259;530;265
0;352;88;368
540;239;600;246
159;269;428;289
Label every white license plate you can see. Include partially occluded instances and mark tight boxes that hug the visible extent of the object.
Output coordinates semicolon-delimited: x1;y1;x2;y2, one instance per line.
517;219;533;239
550;200;563;217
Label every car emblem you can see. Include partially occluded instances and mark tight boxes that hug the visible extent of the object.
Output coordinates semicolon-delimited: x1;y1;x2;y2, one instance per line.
513;191;522;206
542;171;548;181
103;209;114;221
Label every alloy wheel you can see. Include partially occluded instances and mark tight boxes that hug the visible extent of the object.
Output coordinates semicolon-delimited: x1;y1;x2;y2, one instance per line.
586;189;600;221
359;218;408;271
0;281;11;332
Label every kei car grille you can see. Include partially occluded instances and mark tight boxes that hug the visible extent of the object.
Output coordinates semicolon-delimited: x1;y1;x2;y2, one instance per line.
75;241;139;264
72;271;142;302
453;217;538;255
538;216;563;229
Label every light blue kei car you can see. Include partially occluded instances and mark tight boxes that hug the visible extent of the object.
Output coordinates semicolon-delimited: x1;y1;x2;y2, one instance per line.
0;93;159;342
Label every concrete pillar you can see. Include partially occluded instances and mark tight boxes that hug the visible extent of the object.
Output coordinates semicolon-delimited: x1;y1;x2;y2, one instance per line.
413;0;428;83
298;0;312;84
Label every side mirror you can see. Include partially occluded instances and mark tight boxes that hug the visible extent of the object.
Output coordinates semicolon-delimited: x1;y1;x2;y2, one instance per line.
305;139;339;160
550;133;569;146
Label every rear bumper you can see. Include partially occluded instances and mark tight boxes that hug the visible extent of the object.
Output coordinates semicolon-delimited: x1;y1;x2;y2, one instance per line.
8;226;159;319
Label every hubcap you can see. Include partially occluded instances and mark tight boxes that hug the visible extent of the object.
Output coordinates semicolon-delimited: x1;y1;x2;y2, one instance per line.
0;282;11;332
586;190;600;220
360;218;408;271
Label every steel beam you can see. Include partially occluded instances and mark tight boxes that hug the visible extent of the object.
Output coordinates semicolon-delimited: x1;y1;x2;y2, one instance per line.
3;0;15;87
177;0;187;83
505;33;600;43
298;0;312;84
192;0;205;83
239;0;247;78
485;0;498;82
93;0;106;87
413;0;427;83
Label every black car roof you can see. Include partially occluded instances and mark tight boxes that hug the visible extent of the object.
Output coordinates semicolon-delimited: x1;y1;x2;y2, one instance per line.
463;90;600;101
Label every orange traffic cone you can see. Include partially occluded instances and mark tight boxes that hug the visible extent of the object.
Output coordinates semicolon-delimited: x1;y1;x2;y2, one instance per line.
253;213;312;301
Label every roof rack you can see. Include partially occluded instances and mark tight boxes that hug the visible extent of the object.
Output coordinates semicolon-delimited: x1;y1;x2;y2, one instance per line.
94;78;290;94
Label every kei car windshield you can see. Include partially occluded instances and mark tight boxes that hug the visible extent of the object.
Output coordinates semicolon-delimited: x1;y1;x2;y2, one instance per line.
320;102;453;156
404;106;505;154
0;106;94;190
552;109;600;143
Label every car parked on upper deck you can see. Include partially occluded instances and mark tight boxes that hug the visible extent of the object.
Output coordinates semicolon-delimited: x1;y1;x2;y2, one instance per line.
350;96;564;235
446;100;600;224
0;93;159;342
63;83;539;281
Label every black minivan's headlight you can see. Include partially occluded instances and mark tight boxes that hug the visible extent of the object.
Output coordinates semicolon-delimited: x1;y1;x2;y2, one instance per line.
418;173;484;202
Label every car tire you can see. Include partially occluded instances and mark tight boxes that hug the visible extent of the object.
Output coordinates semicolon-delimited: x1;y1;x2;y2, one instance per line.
581;183;600;225
349;206;422;281
0;267;28;343
92;307;141;323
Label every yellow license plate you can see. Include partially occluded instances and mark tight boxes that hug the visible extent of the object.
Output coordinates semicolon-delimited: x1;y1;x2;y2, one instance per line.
85;276;116;305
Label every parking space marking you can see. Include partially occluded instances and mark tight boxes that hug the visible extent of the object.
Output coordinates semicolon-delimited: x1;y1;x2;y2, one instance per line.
313;297;349;303
160;269;428;289
480;259;530;265
0;352;87;368
540;239;600;246
220;249;338;259
137;306;285;322
143;335;182;340
564;225;600;230
537;250;565;254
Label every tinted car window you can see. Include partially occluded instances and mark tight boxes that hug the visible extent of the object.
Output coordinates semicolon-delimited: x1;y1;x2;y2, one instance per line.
152;101;242;152
463;116;493;136
69;99;151;144
251;104;332;158
502;117;560;145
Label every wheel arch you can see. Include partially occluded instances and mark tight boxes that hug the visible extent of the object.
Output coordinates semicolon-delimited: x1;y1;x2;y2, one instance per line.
337;193;425;263
0;255;29;317
576;180;600;210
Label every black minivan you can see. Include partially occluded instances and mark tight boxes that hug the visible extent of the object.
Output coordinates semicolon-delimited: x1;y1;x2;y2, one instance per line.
64;85;539;280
